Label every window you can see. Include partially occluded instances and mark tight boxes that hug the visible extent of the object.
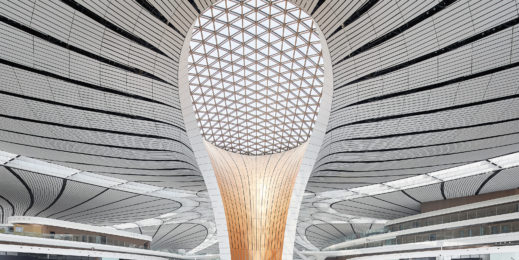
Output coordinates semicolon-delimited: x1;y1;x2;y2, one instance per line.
443;230;453;240
477;208;487;218
513;221;519;232
469;226;480;236
14;227;23;233
449;213;459;222
501;224;511;233
468;210;477;219
491;225;499;234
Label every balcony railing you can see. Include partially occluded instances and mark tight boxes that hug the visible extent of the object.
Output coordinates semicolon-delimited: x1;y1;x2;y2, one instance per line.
0;229;148;249
333;202;519;246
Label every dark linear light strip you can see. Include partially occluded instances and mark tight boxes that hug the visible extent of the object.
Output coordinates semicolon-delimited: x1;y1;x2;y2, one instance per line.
330;94;519;133
46;189;109;218
0;113;193;152
0;15;169;84
309;210;345;221
169;230;209;244
152;223;164;238
315;133;519;168
350;223;357;238
374;197;420;212
0;138;196;166
305;232;336;247
440;182;447;200
5;167;34;216
36;179;67;217
308;180;374;185
0;195;14;221
314;160;473;174
330;223;347;238
401;190;421;203
135;0;185;37
336;17;519;90
328;0;380;39
61;205;178;223
342;201;415;217
154;229;208;247
57;194;141;219
188;0;201;13
306;226;340;241
475;170;503;195
44;158;196;171
331;201;405;217
331;203;409;217
154;224;181;245
61;0;169;58
323;129;519;155
136;180;204;183
0;128;179;153
3;155;19;165
65;200;180;219
311;225;342;241
310;174;416;179
311;0;326;15
333;0;456;65
320;131;519;161
158;231;208;248
340;61;519;110
0;58;176;110
328;116;519;140
95;172;202;177
0;90;183;130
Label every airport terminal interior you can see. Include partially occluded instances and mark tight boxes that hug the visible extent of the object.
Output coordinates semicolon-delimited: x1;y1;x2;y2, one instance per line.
1;0;519;259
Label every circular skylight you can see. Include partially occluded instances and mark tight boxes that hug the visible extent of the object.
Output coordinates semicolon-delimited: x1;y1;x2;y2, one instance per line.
188;0;324;155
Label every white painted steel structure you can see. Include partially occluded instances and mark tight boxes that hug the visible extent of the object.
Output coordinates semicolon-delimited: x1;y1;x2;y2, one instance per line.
1;0;519;259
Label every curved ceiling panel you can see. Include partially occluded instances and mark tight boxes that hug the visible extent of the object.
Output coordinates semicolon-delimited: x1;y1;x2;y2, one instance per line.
2;0;519;258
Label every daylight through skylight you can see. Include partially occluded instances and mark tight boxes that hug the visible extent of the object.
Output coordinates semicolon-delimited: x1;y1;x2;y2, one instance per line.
188;0;324;155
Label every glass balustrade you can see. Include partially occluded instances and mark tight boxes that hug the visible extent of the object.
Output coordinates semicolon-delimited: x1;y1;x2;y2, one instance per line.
335;202;519;245
0;229;148;249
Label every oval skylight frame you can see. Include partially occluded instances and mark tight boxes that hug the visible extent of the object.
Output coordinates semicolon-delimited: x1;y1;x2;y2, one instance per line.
188;0;324;155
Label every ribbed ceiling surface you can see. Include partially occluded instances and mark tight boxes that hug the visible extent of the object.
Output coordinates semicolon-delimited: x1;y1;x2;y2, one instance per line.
1;0;519;257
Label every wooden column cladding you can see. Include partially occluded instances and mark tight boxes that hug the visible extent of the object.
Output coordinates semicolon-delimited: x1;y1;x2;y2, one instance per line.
205;141;307;259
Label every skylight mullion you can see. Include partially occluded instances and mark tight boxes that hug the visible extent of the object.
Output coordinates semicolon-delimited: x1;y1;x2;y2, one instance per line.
188;0;324;155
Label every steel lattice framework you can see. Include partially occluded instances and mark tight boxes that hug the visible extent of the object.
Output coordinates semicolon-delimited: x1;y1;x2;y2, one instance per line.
188;0;324;155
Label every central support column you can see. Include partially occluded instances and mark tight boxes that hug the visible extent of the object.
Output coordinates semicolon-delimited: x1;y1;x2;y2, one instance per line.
205;142;307;259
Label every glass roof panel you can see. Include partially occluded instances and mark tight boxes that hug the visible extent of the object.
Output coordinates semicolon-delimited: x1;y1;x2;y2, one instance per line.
188;0;324;155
